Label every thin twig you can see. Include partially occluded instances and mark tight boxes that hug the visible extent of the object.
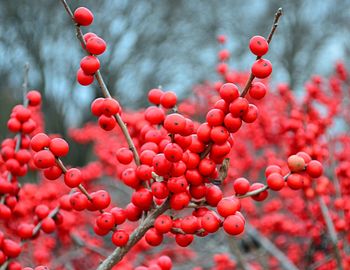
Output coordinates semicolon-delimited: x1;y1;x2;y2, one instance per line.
318;196;344;270
240;8;283;97
246;223;299;270
96;199;170;270
59;0;140;166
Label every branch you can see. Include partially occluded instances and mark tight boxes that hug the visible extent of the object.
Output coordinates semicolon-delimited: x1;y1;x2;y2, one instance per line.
59;0;140;166
227;238;252;270
240;8;283;97
96;199;170;270
245;223;299;270
318;196;344;270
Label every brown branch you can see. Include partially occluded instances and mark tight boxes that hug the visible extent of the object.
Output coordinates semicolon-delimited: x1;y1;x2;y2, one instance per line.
96;199;170;270
240;8;283;97
245;223;299;270
59;0;140;166
227;238;252;270
318;196;344;270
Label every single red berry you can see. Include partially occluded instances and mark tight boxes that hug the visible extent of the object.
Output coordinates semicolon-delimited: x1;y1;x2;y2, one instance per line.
7;118;21;133
151;182;169;199
206;109;225;127
96;212;115;231
307;160;323;178
175;234;193;247
145;228;163;246
2;239;21;258
145;106;165;125
157;255;172;270
249;35;269;56
181;216;200;234
49;138;69;157
242;104;258;123
131;188;153;210
164;113;186;134
223;215;245;235
219;83;239;102
33;150;55;169
91;190;111;210
17;223;34;239
265;165;282;177
251;59;272;78
74;7;94;26
110;207;126;225
98;115;116;131
249;82;267;100
154;215;173;234
224;114;242;133
233;177;250;195
287;155;306;172
287;174;304;190
86;37;106;55
91;98;105;116
170;192;190;210
64;168;82;188
210;126;229;145
116;147;134;164
80;55;100;75
205;185;223;206
148;88;164;105
41;217;56;234
267;172;285;191
229;97;249;117
217;197;241;218
26;90;42;106
77;68;94;86
160;91;177;108
201;212;221;233
35;204;50;219
31;133;51;152
112;230;129;246
43;165;62;181
164;143;183;162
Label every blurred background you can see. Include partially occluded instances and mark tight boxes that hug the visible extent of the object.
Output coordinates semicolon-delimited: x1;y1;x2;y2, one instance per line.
0;0;349;141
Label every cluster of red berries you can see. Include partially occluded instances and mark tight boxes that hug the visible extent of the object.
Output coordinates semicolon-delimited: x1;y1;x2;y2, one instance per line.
90;97;121;131
74;7;106;85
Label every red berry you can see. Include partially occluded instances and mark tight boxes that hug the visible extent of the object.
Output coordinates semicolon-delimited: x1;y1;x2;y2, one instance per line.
91;98;105;116
229;97;249;118
7;118;21;133
131;188;153;210
175;234;193;247
250;183;268;201
98;115;116;131
164;143;183;162
26;90;42;106
217;197;241;217
242;104;258;123
64;168;82;188
49;138;69;157
112;230;129;246
148;88;164;105
251;59;272;78
223;215;245;235
2;239;21;258
181;216;200;234
233;177;250;195
77;68;94;85
267;172;285;191
249;35;269;56
86;37;106;55
33;150;56;169
206;109;225;127
151;182;169;199
307;160;323;178
160;91;177;108
170;192;190;210
201;212;220;233
96;212;115;231
265;165;282;177
41;217;56;233
210;126;229;145
219;83;239;102
287;174;304;190
205;185;223;206
249;82;267;100
145;228;163;246
80;55;100;75
154;215;173;234
110;207;126;225
74;7;94;26
164;113;186;134
116;147;134;164
287;155;306;172
35;204;49;219
31;133;51;152
43;165;62;181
